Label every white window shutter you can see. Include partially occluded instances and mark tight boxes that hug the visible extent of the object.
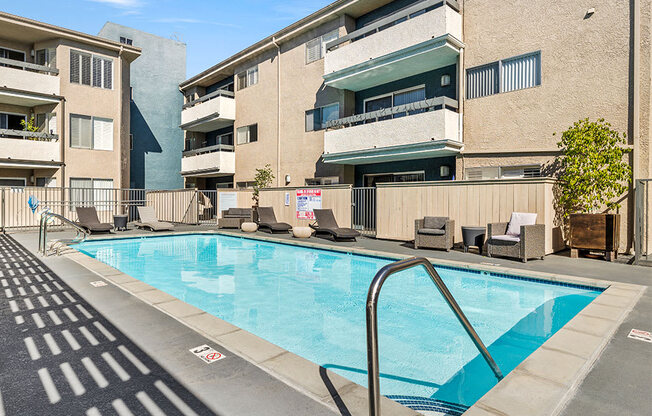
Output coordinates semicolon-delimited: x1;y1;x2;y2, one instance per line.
501;52;541;93
306;38;320;63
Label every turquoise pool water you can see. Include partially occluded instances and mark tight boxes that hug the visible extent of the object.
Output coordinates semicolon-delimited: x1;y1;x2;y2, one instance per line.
75;234;600;409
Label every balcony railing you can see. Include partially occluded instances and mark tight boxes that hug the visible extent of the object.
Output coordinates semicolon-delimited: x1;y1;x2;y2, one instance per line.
325;96;458;130
0;57;59;75
326;0;460;52
183;89;234;110
183;144;234;157
0;129;59;141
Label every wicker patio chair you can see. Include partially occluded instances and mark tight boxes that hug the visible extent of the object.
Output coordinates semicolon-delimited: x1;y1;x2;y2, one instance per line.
414;216;454;251
486;213;545;262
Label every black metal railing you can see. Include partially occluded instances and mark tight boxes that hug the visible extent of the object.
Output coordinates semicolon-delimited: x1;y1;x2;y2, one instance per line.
325;96;458;130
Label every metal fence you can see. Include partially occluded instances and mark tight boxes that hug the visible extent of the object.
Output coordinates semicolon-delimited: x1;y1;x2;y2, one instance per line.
0;187;219;231
352;187;376;237
634;179;652;265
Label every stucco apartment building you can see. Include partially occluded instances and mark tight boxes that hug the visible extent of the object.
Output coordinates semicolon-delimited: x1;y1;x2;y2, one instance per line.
179;0;650;193
0;12;139;192
99;22;186;190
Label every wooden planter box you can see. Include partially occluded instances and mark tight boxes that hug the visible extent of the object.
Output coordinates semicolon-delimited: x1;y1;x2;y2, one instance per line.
569;213;620;261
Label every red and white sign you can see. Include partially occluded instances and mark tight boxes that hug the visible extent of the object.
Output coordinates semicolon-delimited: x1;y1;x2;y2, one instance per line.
189;345;226;363
628;329;652;343
296;189;322;220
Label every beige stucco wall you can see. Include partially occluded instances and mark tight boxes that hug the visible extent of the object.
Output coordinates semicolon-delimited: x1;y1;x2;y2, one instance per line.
233;18;347;187
57;40;128;188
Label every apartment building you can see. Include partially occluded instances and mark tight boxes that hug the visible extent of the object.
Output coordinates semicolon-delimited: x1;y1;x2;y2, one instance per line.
98;22;186;190
0;12;140;192
179;0;650;190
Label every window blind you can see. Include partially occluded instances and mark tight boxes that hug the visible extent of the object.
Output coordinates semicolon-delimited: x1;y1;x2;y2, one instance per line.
81;54;91;86
92;56;102;87
103;59;112;89
70;115;92;148
467;63;499;99
70;51;80;83
93;118;113;151
306;38;321;64
501;52;541;93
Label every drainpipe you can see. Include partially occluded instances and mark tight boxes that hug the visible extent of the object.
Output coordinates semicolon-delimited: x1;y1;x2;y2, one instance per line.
272;36;282;187
60;97;66;216
629;0;640;253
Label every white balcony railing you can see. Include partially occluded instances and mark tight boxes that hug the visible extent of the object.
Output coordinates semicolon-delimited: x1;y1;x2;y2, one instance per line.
0;58;60;97
323;0;462;91
323;97;461;164
180;90;236;133
181;145;235;176
0;132;61;164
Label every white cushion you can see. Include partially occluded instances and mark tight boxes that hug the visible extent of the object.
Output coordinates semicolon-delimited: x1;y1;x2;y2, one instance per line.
492;234;521;243
506;212;537;236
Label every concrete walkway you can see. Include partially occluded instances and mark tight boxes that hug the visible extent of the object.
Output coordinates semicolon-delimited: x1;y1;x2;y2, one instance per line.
7;226;652;416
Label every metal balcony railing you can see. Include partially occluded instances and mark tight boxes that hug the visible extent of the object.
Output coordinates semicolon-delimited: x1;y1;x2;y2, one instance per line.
0;128;59;141
0;57;59;75
325;0;460;52
325;96;458;130
183;89;235;110
182;144;234;158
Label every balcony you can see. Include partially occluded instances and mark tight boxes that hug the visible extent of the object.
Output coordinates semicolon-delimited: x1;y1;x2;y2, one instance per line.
181;144;235;177
180;90;236;133
0;58;60;103
323;0;462;91
0;130;61;167
323;97;462;164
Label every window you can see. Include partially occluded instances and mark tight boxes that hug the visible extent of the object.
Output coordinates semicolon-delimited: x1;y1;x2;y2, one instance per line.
237;65;258;90
364;86;426;120
236;124;258;144
35;48;56;69
0;47;26;69
70;114;113;150
119;37;133;46
0;113;26;130
467;51;541;99
305;103;339;131
69;178;114;210
0;178;26;187
130;134;134;150
306;29;339;64
36;177;57;187
465;166;541;180
71;50;112;89
236;181;256;189
363;171;425;187
35;113;57;135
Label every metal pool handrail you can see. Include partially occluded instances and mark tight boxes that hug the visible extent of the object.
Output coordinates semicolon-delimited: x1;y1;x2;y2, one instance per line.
39;212;89;255
365;257;503;416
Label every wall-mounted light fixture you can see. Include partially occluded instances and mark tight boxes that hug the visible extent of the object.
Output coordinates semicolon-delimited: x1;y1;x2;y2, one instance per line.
585;8;595;18
285;174;291;185
441;74;451;87
440;165;451;178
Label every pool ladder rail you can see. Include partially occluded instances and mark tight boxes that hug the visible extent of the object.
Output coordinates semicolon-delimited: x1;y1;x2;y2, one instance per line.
366;257;503;416
38;212;89;256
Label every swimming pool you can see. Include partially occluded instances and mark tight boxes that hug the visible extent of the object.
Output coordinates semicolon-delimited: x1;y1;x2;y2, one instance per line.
75;234;601;411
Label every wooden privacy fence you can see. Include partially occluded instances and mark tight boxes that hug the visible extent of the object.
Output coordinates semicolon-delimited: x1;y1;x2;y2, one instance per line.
216;185;353;228
376;178;563;254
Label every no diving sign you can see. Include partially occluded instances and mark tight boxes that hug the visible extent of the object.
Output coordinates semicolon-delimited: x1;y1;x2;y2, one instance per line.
628;329;652;343
190;345;226;363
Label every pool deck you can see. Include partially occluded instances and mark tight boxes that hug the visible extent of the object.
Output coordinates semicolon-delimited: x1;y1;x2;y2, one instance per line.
5;226;652;416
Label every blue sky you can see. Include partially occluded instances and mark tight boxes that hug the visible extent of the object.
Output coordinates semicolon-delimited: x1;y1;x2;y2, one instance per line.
2;0;332;78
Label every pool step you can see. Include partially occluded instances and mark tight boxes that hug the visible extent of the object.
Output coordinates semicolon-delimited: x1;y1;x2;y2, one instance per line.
387;395;469;416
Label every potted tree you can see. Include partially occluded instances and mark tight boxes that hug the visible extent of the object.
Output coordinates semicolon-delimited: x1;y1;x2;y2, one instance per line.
555;118;632;261
251;164;274;222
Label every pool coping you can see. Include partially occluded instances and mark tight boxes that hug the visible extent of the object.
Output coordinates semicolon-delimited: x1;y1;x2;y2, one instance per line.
59;230;645;416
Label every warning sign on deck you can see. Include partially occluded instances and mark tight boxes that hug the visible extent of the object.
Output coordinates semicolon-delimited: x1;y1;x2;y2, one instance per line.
627;329;652;343
90;281;107;287
189;345;226;363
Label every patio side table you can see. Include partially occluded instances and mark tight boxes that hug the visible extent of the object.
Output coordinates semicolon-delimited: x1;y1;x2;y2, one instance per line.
113;215;128;231
461;226;486;254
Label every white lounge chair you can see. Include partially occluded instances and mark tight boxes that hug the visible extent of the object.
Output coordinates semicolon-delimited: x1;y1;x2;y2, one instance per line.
136;206;174;231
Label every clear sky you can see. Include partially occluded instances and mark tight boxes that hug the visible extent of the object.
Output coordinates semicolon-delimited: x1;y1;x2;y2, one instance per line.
1;0;333;79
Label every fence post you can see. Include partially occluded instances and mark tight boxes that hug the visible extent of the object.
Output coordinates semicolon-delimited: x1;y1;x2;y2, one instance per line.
634;179;644;265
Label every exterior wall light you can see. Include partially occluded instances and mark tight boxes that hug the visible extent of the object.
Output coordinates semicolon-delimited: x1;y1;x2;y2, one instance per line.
285;174;291;184
441;74;451;87
440;165;451;178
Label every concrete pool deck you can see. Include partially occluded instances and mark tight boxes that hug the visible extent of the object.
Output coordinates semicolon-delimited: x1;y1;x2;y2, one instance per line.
6;226;652;416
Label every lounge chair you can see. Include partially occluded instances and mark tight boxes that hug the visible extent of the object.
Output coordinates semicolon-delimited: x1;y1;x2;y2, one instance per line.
414;216;454;251
310;209;360;241
75;207;113;233
256;206;291;233
136;206;174;231
486;212;545;262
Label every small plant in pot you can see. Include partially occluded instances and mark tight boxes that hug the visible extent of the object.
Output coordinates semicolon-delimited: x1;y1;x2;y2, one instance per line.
251;164;274;222
555;118;632;261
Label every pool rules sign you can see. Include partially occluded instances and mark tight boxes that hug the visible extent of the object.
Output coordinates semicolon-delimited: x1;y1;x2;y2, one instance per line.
296;189;322;219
